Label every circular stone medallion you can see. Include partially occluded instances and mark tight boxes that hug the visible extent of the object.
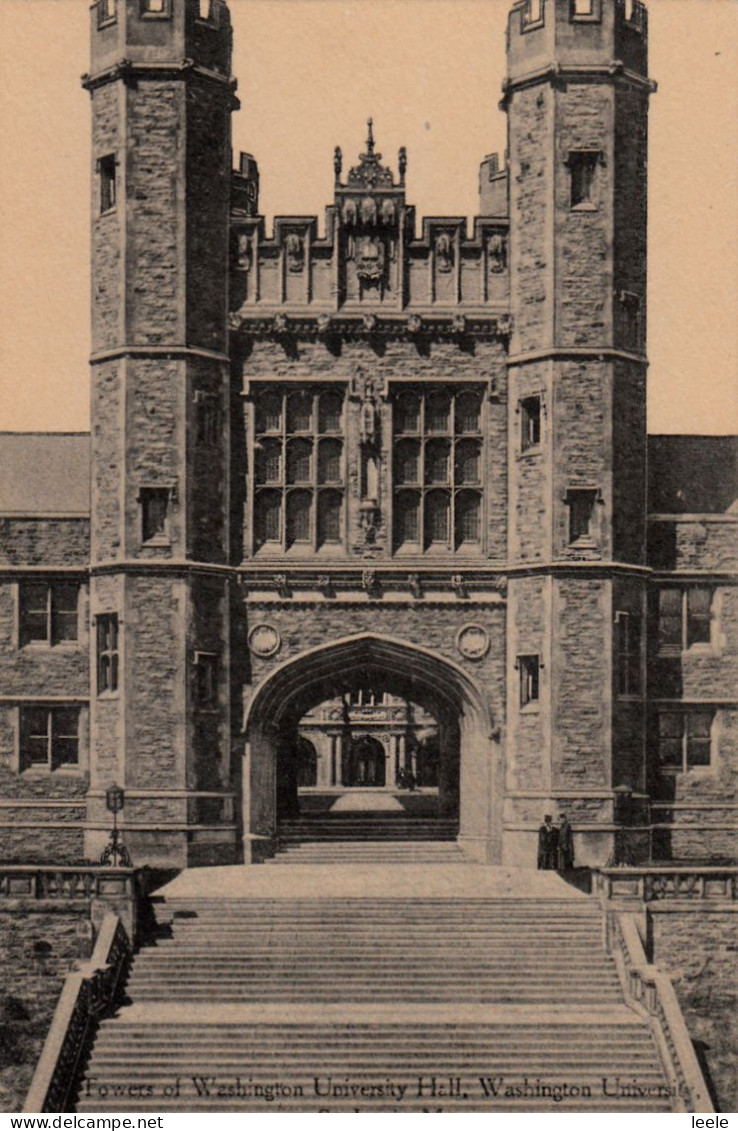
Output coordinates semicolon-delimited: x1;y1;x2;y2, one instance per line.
248;623;281;658
456;623;490;661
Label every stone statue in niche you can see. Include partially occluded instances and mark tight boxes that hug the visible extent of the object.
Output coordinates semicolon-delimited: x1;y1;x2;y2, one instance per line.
235;232;251;272
359;376;379;447
343;199;357;227
436;233;454;274
381;198;396;225
360;196;377;225
285;233;304;274
488;233;508;274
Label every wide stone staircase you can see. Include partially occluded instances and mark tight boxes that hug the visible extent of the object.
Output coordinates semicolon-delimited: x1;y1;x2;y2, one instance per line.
76;887;675;1112
268;809;462;864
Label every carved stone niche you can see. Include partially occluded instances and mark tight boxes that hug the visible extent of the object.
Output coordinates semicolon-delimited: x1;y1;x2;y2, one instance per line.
487;232;508;274
435;232;455;274
285;233;305;274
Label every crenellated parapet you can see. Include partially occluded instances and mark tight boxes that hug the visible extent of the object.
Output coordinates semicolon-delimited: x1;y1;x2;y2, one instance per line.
229;125;510;324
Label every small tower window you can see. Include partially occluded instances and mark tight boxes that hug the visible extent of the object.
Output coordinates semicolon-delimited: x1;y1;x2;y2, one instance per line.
518;655;540;708
194;652;218;711
520;396;542;451
568;151;601;210
522;0;544;29
97;614;119;694
141;0;170;15
571;0;600;19
141;487;170;543
98;0;117;27
567;488;598;544
99;155;117;214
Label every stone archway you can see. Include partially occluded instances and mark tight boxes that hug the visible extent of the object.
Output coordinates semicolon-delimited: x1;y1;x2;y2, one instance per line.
243;633;501;863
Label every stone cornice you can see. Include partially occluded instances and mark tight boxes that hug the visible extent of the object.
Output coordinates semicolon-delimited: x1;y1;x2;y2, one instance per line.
230;311;512;345
90;345;229;365
508;346;647;367
500;62;657;107
81;58;238;105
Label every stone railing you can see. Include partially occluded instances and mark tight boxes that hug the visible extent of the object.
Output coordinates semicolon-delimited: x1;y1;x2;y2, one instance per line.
23;913;132;1114
0;865;141;940
595;866;737;904
607;912;714;1114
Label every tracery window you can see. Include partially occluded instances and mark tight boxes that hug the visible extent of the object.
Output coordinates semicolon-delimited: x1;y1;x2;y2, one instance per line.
392;388;483;553
253;388;345;552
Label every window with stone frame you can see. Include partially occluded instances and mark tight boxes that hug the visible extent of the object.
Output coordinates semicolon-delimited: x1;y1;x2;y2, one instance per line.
566;488;598;545
99;154;117;214
19;582;79;647
521;0;544;29
615;610;641;697
253;388;345;553
98;0;117;27
19;705;79;772
657;709;714;772
520;395;542;452
658;587;714;653
140;487;170;544
392;388;484;553
195;392;220;447
518;655;540;708
141;0;169;15
193;651;218;711
97;614;119;694
568;151;601;210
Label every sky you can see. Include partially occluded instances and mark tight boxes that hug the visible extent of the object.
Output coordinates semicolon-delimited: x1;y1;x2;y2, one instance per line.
0;0;736;434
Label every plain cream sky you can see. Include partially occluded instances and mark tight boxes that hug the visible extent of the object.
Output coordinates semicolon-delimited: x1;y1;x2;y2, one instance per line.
0;0;736;434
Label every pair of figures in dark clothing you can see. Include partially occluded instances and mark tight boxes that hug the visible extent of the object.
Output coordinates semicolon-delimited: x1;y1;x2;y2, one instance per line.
537;813;574;871
396;767;416;791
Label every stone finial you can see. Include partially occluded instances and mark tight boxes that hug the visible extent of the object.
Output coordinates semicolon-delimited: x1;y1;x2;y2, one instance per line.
334;146;342;184
398;147;407;185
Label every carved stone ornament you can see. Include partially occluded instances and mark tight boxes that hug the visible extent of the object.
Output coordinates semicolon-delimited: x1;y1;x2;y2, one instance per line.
406;314;423;336
488;233;508;274
436;232;454;274
248;623;282;658
362;569;379;594
451;574;468;598
362;313;378;334
273;313;289;334
285;233;304;274
355;235;386;284
317;314;333;336
408;573;423;599
456;623;490;661
452;314;467;335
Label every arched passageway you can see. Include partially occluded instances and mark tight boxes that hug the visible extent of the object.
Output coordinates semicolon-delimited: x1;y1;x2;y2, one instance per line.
244;634;502;862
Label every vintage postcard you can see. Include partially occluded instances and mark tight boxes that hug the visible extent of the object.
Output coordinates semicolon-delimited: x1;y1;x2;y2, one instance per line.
0;0;735;1119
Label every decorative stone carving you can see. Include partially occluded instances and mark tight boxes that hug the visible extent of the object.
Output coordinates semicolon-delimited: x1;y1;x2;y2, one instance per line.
408;573;423;599
488;232;508;274
452;314;467;335
362;313;378;334
235;231;252;272
273;313;289;334
360;196;378;226
398;146;407;184
456;623;490;661
451;573;468;598
355;235;385;284
343;198;357;226
248;623;282;658
317;314;332;336
285;233;304;274
316;574;334;597
381;198;396;225
406;314;423;336
436;232;454;273
334;146;343;183
362;569;379;595
272;573;290;597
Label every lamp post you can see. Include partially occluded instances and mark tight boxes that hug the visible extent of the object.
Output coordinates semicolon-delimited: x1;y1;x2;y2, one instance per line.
100;782;132;867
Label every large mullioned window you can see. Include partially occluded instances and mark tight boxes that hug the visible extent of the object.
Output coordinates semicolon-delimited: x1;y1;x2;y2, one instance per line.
392;388;484;553
253;388;345;552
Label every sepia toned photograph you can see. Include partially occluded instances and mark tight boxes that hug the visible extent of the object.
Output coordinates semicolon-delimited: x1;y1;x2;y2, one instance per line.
0;0;735;1118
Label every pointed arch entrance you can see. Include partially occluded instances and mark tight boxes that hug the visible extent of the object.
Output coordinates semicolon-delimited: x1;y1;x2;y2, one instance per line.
243;633;502;862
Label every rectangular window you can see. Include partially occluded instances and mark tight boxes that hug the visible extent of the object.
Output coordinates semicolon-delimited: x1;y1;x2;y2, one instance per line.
615;611;641;697
571;0;597;17
19;582;79;647
569;151;600;209
253;388;345;553
657;710;714;771
658;587;714;652
196;394;220;447
520;396;541;451
98;0;117;26
392;388;484;553
97;614;119;694
19;706;79;772
519;655;540;708
198;0;215;19
141;0;168;13
194;652;218;710
99;154;117;214
141;487;170;543
522;0;544;28
567;488;597;544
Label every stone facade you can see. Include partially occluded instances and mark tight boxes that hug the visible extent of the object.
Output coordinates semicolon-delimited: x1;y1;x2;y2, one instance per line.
0;0;735;869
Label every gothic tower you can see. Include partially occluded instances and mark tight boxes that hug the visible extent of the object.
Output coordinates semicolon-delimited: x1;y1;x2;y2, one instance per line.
84;0;236;865
503;0;654;863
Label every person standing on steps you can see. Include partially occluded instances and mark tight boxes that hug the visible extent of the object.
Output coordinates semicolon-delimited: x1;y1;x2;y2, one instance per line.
557;812;574;872
537;814;559;870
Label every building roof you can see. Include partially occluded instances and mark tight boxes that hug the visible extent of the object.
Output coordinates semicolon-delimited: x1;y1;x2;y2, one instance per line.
0;433;90;515
648;435;738;515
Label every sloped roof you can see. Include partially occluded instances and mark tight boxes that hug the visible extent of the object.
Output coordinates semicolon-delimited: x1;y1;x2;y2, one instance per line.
648;435;738;515
0;433;90;515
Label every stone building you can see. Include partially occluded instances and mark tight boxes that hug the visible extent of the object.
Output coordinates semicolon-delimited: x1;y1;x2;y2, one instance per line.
0;0;735;870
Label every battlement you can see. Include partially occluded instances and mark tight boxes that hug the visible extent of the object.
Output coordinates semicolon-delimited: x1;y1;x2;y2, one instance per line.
89;0;233;80
506;0;648;85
